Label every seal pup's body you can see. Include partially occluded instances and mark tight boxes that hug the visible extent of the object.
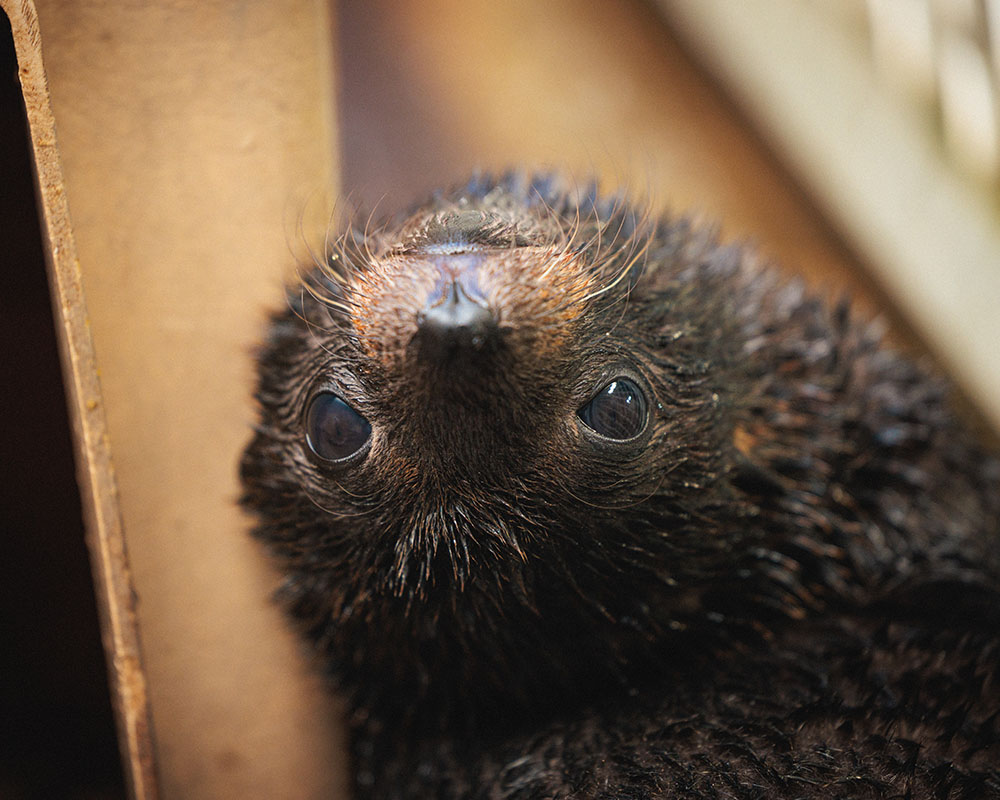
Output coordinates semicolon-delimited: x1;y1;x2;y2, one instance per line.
241;174;1000;799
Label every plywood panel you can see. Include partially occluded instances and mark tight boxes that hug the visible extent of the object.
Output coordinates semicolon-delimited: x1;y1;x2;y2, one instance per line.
6;0;347;797
338;0;883;318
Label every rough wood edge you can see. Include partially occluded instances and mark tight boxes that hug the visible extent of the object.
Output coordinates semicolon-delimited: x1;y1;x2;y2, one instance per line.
1;1;159;797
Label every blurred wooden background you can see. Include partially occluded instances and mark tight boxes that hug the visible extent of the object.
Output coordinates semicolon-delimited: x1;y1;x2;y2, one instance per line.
2;0;996;798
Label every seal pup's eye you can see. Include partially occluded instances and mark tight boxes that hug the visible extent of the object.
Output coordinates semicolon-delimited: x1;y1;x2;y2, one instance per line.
305;392;372;462
578;379;648;440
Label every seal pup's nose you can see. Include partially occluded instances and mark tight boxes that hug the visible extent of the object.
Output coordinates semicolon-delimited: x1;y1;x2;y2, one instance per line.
415;279;499;363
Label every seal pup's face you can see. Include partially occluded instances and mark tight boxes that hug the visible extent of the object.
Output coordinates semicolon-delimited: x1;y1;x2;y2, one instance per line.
240;178;747;726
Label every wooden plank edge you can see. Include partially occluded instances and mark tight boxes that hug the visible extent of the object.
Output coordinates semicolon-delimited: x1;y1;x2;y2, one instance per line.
1;1;159;797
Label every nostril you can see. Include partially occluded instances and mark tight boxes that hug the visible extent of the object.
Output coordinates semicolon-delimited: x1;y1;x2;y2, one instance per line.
416;280;499;361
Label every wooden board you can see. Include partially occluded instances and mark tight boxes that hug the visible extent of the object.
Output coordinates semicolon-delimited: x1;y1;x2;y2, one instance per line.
337;0;880;312
4;1;345;797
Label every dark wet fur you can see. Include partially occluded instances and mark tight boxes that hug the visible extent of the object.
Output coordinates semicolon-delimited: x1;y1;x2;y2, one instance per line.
240;173;1000;799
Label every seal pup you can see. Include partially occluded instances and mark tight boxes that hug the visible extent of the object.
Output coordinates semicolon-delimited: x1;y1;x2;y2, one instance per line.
241;173;1000;799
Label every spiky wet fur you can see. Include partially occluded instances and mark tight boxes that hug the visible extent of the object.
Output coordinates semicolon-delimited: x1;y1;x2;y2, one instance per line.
240;173;1000;799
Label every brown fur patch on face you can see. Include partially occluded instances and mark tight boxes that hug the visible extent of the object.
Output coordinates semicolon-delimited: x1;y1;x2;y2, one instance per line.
349;245;597;373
